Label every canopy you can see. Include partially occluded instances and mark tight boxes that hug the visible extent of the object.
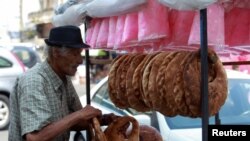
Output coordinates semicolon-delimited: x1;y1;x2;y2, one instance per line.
52;0;250;58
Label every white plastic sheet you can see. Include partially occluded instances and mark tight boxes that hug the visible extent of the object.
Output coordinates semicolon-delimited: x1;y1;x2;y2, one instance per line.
55;0;80;15
86;0;147;17
158;0;217;10
52;3;87;27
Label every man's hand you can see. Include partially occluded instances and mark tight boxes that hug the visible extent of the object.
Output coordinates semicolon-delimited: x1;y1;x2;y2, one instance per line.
79;105;102;121
99;113;120;126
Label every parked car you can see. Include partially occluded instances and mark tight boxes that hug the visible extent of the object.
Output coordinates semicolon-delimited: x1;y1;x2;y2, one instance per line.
156;69;250;141
0;43;41;69
70;76;151;141
0;47;25;130
71;69;250;141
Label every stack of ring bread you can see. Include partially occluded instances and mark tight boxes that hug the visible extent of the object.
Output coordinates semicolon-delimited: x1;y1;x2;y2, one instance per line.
91;116;163;141
108;48;228;117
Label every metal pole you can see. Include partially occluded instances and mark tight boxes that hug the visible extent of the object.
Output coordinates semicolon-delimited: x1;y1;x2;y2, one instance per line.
85;49;92;141
200;9;209;141
85;49;91;105
84;17;92;141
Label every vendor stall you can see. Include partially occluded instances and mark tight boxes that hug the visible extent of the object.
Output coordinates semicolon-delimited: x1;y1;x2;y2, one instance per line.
52;0;250;141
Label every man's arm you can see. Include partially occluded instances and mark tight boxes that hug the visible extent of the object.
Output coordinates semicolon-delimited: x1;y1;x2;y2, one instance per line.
25;105;101;141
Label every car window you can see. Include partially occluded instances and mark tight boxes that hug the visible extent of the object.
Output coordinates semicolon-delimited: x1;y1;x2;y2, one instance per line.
11;46;41;68
165;78;250;129
92;80;152;116
12;49;31;64
92;82;128;115
0;57;12;68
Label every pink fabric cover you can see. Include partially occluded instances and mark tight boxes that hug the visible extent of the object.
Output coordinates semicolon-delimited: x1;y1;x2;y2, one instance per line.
188;4;225;47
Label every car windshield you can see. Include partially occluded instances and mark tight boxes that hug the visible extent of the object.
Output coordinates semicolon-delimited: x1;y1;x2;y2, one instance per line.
166;78;250;129
92;81;151;116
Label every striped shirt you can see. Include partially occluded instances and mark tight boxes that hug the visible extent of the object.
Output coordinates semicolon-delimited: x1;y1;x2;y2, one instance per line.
9;60;82;141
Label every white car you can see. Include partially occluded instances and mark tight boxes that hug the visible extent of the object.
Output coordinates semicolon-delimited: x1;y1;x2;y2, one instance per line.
156;69;250;141
71;69;250;141
0;47;25;130
70;76;151;141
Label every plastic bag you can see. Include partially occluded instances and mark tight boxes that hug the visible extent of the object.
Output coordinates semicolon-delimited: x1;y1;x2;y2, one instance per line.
52;3;87;27
86;0;146;17
138;0;170;43
121;12;138;46
89;19;102;48
96;18;109;48
86;20;95;47
114;15;126;49
188;4;225;47
225;8;250;46
158;0;217;10
169;10;195;46
55;0;80;14
107;17;118;48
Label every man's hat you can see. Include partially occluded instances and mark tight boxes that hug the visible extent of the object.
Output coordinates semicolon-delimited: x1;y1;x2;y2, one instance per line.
44;25;90;48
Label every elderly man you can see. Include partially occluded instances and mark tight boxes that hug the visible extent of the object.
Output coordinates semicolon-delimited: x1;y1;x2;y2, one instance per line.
9;25;109;141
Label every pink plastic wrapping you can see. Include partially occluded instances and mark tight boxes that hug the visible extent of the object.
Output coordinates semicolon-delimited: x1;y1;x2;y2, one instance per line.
225;8;250;46
121;12;138;46
107;16;118;48
96;18;109;48
114;15;126;49
86;20;94;47
165;10;195;47
89;19;102;48
188;4;225;47
138;0;170;43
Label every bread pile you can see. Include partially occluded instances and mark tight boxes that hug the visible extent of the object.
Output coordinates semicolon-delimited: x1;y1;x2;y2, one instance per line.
91;116;163;141
139;125;163;141
108;48;228;117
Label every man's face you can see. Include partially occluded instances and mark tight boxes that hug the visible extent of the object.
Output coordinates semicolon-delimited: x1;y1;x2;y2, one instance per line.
55;48;83;76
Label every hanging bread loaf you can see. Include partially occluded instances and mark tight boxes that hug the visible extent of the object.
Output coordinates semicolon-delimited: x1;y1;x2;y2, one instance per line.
126;54;148;111
139;125;163;141
131;54;157;111
147;52;170;110
155;52;178;116
116;54;136;108
183;48;228;117
108;55;129;108
142;53;160;108
173;51;194;116
108;48;228;118
104;116;140;141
